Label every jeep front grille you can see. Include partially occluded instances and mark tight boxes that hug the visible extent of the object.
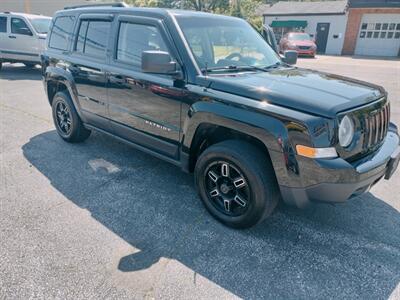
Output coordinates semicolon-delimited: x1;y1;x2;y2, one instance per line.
363;102;390;150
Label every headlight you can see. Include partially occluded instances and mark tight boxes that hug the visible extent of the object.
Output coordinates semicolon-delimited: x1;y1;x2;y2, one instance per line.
338;115;354;147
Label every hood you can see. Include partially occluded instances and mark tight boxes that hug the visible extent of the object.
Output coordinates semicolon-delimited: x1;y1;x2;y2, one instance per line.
291;40;315;47
207;67;385;118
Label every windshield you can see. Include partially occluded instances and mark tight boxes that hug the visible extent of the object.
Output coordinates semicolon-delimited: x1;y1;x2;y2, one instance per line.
176;16;280;71
288;33;311;41
29;17;51;34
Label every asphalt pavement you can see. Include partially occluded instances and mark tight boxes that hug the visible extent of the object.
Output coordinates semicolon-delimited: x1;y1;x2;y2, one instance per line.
1;56;399;299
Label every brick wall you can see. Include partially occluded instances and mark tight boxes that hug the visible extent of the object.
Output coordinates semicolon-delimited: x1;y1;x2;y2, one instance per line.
342;8;400;55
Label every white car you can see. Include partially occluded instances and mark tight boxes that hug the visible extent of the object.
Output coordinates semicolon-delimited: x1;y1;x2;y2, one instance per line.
0;12;51;70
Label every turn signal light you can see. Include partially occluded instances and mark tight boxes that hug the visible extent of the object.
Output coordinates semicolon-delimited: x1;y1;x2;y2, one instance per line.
296;145;337;159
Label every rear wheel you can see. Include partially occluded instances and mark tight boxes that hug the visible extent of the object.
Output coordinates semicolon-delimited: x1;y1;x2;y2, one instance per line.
52;91;91;143
194;140;280;228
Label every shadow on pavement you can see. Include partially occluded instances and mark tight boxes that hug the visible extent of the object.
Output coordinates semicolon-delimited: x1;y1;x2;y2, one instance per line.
0;63;42;81
22;130;400;299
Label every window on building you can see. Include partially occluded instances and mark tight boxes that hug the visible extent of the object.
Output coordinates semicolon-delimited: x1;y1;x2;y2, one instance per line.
382;23;388;30
359;31;366;38
387;32;394;39
49;16;75;50
366;31;373;38
117;22;168;65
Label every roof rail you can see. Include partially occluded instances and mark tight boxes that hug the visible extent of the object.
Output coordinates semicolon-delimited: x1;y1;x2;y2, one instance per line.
64;2;129;10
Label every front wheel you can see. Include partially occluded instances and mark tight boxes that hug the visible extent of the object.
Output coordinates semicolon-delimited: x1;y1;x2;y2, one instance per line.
194;140;280;229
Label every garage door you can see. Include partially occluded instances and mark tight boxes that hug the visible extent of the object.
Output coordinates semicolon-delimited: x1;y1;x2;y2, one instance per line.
355;14;400;56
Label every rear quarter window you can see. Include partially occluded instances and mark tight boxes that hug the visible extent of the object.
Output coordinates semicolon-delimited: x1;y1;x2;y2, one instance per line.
49;16;75;51
0;16;7;33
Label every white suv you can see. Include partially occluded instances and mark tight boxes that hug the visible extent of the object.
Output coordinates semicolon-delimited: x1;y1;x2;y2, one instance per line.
0;12;51;70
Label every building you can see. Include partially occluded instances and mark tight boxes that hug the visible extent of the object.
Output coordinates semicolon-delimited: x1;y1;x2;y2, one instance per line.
343;0;400;56
0;0;104;17
260;0;400;57
261;1;349;55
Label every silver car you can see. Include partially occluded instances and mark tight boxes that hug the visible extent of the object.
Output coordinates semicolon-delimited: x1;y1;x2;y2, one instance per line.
0;12;51;69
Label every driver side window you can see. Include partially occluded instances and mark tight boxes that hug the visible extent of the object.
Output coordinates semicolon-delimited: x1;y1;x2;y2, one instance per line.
116;22;168;66
11;18;32;36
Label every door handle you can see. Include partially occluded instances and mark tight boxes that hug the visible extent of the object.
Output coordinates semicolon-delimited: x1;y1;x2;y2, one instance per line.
8;35;16;39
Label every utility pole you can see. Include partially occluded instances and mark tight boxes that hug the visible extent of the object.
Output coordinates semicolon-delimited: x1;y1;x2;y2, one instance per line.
24;0;31;13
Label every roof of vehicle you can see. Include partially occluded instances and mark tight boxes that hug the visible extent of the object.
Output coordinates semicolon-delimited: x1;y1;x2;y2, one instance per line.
55;6;241;21
0;12;52;19
259;0;348;16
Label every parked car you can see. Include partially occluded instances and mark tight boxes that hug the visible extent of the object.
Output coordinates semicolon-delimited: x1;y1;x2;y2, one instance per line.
262;24;298;64
41;4;400;229
0;12;51;70
279;32;317;57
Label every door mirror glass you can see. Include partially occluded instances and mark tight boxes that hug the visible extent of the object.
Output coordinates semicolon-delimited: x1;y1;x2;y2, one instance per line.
283;50;297;65
142;51;177;74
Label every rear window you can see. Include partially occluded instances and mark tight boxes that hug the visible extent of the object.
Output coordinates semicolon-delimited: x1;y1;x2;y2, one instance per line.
75;20;111;58
0;16;7;33
49;16;75;51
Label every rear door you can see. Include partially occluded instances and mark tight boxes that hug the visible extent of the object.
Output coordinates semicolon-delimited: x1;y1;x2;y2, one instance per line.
67;14;113;129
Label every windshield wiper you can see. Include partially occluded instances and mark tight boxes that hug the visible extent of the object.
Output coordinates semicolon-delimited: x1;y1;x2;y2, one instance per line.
263;61;284;70
201;65;268;73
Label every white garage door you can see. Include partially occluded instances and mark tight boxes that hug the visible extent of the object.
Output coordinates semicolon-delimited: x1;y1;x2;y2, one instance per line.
355;14;400;56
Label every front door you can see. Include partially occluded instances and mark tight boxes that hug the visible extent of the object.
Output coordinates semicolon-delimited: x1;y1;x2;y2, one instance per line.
316;23;330;54
4;17;38;61
107;16;183;159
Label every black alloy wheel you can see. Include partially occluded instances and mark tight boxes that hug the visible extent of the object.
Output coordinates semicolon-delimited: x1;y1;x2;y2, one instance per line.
51;91;91;143
195;140;280;228
55;101;72;136
204;160;250;217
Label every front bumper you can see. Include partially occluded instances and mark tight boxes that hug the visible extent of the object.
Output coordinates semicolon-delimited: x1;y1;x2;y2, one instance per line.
280;125;400;208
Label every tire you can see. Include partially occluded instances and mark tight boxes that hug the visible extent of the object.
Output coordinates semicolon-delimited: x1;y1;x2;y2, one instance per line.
194;140;280;229
52;91;91;143
0;62;2;71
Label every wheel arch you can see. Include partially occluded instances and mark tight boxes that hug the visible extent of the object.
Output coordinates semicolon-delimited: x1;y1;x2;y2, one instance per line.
181;102;290;175
45;67;84;120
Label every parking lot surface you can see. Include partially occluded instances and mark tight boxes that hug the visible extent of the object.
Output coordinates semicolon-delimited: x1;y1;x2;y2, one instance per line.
1;56;400;299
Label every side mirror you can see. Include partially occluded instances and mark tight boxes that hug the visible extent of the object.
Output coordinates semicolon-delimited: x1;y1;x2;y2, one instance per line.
18;27;33;36
142;51;177;75
283;50;297;65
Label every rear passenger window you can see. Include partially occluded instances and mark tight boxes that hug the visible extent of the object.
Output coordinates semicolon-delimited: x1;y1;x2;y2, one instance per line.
49;16;75;50
0;17;7;33
117;23;168;65
75;20;111;58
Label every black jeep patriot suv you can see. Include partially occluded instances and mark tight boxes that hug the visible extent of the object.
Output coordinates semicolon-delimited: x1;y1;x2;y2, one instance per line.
41;4;400;228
